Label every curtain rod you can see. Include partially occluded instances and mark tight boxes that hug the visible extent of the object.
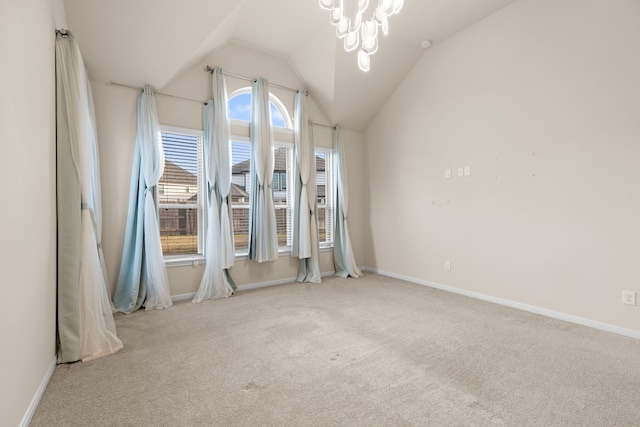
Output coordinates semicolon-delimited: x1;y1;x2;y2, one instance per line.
108;81;205;104
311;122;336;130
108;81;336;128
205;65;306;95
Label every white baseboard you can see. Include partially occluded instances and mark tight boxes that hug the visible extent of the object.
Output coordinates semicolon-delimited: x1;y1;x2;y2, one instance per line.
237;276;299;291
20;356;56;427
364;267;640;340
171;270;338;302
172;293;197;302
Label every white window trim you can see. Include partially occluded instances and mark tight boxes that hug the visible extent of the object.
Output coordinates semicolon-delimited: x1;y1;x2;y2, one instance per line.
228;87;294;130
229;88;295;258
159;125;207;267
316;147;334;250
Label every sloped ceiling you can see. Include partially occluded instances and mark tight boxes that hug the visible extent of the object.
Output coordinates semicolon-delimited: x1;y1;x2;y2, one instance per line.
64;0;516;131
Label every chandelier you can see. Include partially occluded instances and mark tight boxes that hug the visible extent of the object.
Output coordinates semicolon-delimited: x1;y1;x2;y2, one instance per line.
319;0;404;72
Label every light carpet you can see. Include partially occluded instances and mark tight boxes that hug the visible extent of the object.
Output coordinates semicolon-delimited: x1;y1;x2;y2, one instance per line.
31;273;640;426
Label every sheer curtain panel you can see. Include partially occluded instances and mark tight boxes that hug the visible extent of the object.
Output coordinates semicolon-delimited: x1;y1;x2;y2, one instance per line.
193;68;236;302
292;91;321;282
248;77;278;262
333;126;363;278
113;86;172;313
56;31;123;363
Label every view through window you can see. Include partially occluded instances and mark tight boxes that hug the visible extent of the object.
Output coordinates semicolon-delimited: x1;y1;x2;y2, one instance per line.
229;89;293;254
158;129;204;257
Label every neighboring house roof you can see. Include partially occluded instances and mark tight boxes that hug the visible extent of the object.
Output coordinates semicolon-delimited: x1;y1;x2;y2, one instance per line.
231;183;249;199
183;184;247;202
232;147;326;174
232;158;250;174
160;159;197;186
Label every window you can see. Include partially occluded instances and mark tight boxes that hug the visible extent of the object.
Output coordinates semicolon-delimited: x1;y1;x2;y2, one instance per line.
228;91;291;128
158;127;205;258
230;140;251;253
273;145;293;250
315;149;334;248
229;88;294;256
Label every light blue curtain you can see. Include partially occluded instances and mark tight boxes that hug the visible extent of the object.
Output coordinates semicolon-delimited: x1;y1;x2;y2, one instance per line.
292;90;321;282
333;126;363;278
113;86;172;313
56;30;122;362
248;77;278;262
193;68;236;302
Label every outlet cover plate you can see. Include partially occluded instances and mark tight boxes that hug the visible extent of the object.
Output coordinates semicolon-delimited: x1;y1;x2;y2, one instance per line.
622;290;636;306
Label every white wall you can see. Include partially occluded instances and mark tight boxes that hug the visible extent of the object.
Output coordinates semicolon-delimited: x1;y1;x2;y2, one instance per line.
94;43;366;297
0;0;65;425
365;0;640;332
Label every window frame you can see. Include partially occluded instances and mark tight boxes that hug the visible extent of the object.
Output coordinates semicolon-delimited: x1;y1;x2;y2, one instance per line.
228;88;295;258
158;125;207;267
315;147;334;250
228;87;293;130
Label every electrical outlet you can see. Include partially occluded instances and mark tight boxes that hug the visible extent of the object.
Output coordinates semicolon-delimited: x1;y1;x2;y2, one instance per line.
464;166;471;176
457;168;464;177
622;290;636;306
445;261;451;271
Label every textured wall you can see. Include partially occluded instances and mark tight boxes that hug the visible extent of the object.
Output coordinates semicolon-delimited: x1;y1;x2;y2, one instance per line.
365;0;640;332
0;0;65;425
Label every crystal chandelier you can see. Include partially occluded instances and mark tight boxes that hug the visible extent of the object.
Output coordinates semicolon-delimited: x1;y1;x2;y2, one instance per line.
319;0;404;72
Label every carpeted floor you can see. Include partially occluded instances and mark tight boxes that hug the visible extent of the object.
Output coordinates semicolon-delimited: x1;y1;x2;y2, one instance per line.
31;273;640;426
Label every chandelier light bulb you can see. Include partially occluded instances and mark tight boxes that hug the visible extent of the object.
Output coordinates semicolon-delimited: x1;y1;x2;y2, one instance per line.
392;0;404;14
362;37;378;55
379;14;389;35
358;0;370;12
344;30;359;52
319;0;334;11
336;16;350;38
353;12;363;31
378;0;393;15
330;7;343;24
361;19;378;47
375;6;387;22
358;50;371;72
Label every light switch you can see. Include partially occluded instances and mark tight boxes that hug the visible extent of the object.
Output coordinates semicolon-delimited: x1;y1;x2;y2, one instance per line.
445;168;451;178
457;168;464;177
464;166;471;176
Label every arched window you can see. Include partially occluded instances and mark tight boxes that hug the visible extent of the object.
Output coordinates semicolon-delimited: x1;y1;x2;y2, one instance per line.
228;87;294;256
228;88;292;129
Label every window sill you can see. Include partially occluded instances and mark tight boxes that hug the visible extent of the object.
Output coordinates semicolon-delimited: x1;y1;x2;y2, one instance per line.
166;246;334;266
234;245;333;261
164;255;205;268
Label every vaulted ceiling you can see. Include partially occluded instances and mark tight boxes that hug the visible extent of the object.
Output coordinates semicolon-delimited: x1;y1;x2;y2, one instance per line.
63;0;516;131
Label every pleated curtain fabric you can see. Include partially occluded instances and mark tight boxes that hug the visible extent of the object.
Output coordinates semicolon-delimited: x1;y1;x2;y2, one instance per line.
292;91;321;282
248;78;278;262
333;126;363;278
86;76;111;297
113;86;173;313
55;31;123;363
193;68;236;303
